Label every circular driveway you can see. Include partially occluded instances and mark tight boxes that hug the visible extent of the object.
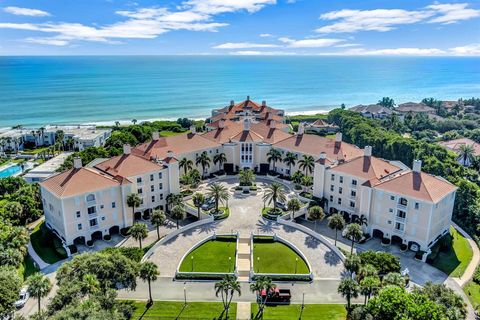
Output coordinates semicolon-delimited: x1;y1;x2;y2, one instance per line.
147;177;344;279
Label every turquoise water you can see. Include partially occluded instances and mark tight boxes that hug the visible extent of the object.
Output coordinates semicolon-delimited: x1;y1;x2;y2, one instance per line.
0;165;22;178
0;56;479;127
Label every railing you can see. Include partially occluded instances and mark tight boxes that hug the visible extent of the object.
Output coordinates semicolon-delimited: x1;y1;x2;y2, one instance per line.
397;203;407;210
395;215;406;222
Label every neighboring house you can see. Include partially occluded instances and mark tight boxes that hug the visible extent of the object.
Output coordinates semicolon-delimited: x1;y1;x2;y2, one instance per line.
40;99;457;257
305;119;339;133
349;104;395;119
395;102;436;115
437;138;480;166
24;152;73;183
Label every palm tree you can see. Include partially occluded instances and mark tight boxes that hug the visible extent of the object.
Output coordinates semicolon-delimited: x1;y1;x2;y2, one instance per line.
291;171;303;185
287;198;301;220
262;182;287;211
139;262;159;304
179;157;194;176
250;276;276;317
55;130;65;151
344;253;361;275
338;277;359;310
171;205;185;229
308;206;325;231
213;153;227;172
298;155;315;176
207;183;230;212
192;192;205;219
238;168;255;186
458;144;475;166
328;213;345;246
266;148;282;173
126;193;142;223
345;223;363;254
166;193;182;213
354;214;368;227
115;121;120;127
65;137;75;151
358;264;377;282
196;151;211;178
383;272;405;287
378;97;395;109
132;119;137;125
301;175;313;192
214;275;241;319
360;276;380;304
129;223;148;249
150;209;166;240
283;152;297;177
27;273;52;312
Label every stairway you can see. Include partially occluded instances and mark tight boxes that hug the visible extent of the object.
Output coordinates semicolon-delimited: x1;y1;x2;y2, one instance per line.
236;237;251;282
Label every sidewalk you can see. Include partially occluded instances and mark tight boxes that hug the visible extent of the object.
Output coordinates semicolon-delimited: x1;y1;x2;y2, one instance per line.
451;222;480;287
27;241;49;270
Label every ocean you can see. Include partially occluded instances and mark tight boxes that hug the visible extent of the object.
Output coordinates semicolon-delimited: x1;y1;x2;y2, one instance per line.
0;56;479;127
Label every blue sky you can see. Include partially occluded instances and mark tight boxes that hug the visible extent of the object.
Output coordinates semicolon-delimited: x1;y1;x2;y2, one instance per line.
0;0;479;55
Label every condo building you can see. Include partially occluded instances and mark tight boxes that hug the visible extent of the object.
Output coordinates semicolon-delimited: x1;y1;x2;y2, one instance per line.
40;98;457;254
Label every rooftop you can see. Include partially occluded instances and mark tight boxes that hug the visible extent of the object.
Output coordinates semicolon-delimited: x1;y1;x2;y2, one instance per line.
438;138;480;157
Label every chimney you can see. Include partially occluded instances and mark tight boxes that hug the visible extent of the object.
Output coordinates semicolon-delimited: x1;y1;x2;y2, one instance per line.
167;150;174;158
73;157;82;169
190;125;196;134
319;152;326;160
413;160;422;173
152;131;160;141
243;119;251;131
230;100;234;107
246;95;250;101
219;120;225;129
262;100;266;107
364;146;372;157
297;123;304;135
335;132;343;143
123;144;131;155
267;112;273;120
270;120;276;129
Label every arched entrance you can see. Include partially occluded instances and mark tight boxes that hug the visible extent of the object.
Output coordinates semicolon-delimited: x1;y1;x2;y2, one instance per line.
73;236;86;246
408;241;421;252
134;211;142;220
91;231;103;241
391;235;403;246
143;209;152;220
109;226;120;235
372;229;384;239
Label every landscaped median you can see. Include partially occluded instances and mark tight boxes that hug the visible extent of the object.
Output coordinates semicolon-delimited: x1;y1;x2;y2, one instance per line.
129;301;236;319
251;304;346;320
176;234;237;280
208;207;230;220
261;207;284;221
251;235;312;282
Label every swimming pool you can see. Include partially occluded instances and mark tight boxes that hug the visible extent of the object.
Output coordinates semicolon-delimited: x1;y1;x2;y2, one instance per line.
0;165;22;178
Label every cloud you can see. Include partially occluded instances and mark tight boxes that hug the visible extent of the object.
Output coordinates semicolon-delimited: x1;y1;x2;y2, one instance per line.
229;50;297;55
279;37;343;47
0;0;276;46
259;33;273;37
3;6;50;17
213;42;280;49
317;3;480;33
449;43;480;55
340;47;447;56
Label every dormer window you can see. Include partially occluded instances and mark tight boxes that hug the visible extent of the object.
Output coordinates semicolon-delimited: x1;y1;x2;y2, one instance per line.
86;194;95;202
399;198;408;206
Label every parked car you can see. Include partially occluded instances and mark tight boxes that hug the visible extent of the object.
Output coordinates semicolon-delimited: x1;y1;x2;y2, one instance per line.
14;287;29;309
259;288;291;303
275;201;287;210
201;198;215;210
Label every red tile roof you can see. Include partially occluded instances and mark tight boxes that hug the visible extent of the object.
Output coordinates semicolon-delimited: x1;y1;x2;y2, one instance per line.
330;156;403;185
438;138;480;157
95;153;164;177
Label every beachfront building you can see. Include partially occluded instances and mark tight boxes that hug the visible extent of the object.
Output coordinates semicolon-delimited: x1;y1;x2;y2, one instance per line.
40;98;457;253
438;138;480;167
305;119;339;134
395;102;436;115
349;104;396;119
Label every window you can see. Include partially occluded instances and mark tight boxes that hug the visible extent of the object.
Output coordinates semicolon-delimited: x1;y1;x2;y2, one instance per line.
89;218;98;227
397;210;406;219
100;205;104;209
388;220;392;224
76;211;81;218
339;187;343;194
151;196;155;202
137;188;143;194
151;185;155;192
351;190;356;197
330;185;334;192
339;176;344;183
395;222;405;231
338;198;342;205
150;174;154;181
389;208;393;213
101;216;106;221
390;195;395;201
87;206;96;215
399;198;408;206
137;177;142;183
329;195;333;202
352;179;357;186
331;174;335;181
160;194;164;200
77;223;82;230
159;183;163;190
49;204;54;211
350;201;355;208
415;202;419;210
86;194;95;202
158;172;162;179
111;202;116;208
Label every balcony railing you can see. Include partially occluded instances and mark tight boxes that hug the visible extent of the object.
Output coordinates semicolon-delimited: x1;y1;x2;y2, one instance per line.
397;203;407;210
350;183;358;189
393;228;405;235
395;215;406;222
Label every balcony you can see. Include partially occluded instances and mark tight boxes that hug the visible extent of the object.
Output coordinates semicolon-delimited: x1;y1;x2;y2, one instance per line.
396;203;407;210
393;228;405;235
395;215;406;222
350;183;357;189
89;224;99;231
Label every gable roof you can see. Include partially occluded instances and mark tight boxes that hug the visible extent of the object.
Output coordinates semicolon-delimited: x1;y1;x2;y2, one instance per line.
41;167;123;198
94;153;163;177
396;102;435;113
438;138;480;157
229;130;264;143
273;134;363;164
330;155;403;185
374;171;457;203
132;133;221;160
350;104;394;115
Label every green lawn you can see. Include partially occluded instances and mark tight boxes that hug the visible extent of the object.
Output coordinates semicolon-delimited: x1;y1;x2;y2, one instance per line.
130;301;236;319
30;222;68;264
179;236;236;273
251;304;346;320
253;237;310;274
464;281;480;308
430;227;473;277
17;254;40;281
160;130;188;137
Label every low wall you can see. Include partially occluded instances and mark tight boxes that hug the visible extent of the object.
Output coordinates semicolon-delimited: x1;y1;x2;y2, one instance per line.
142;215;214;262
